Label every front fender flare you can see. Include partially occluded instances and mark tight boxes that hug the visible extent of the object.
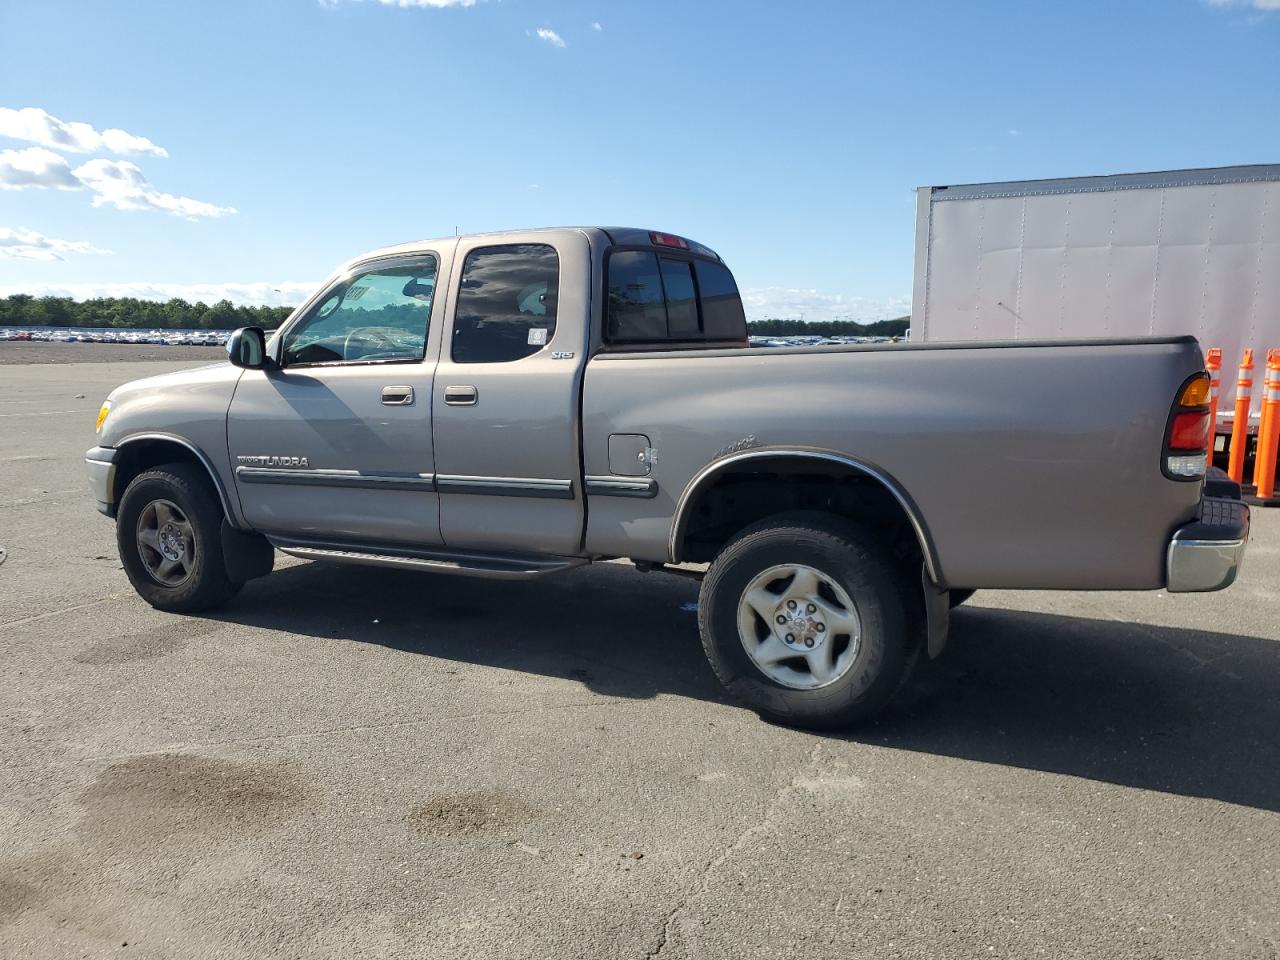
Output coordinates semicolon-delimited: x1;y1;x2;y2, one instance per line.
114;432;244;530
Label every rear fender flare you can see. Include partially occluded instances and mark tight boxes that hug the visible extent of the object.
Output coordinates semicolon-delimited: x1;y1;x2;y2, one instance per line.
668;447;944;587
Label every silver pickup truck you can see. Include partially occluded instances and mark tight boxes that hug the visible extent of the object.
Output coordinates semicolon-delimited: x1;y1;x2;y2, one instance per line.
86;227;1250;728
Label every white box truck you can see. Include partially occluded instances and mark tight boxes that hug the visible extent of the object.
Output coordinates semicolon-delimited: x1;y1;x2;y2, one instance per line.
911;163;1280;457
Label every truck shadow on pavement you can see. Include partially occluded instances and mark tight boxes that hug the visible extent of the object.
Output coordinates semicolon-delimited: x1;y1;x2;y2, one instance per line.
875;603;1280;813
213;560;1280;813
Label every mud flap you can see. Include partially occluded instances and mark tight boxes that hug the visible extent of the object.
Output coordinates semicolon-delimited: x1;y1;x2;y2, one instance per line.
922;566;950;660
221;521;275;583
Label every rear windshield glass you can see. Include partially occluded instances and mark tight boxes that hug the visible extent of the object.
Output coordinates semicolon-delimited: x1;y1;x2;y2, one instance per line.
606;251;666;341
660;259;699;338
694;260;747;341
606;250;746;345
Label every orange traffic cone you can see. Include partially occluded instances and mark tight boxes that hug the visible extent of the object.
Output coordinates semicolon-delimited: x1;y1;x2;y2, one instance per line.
1206;347;1222;468
1227;348;1254;484
1254;349;1280;500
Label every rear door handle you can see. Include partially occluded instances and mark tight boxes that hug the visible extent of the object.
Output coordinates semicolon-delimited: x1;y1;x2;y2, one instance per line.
381;385;415;406
444;385;478;406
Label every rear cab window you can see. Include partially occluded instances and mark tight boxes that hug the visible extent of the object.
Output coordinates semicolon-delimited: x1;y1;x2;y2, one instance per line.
452;244;560;363
605;240;747;347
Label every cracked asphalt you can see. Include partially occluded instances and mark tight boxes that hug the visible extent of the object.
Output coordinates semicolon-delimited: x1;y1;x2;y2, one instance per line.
2;352;1278;959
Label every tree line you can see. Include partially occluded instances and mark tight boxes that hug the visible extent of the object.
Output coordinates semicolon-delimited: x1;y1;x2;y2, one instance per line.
0;294;294;330
747;316;910;338
0;293;911;338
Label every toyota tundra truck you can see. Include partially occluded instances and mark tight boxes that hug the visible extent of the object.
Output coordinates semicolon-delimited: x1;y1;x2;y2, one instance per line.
85;227;1250;729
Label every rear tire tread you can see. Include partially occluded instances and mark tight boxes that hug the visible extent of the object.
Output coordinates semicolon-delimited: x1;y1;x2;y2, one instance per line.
697;511;922;730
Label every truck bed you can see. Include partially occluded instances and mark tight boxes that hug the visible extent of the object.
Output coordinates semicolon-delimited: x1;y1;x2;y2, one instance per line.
581;335;1205;590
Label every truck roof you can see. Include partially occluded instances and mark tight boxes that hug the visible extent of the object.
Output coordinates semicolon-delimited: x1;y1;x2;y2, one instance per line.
349;227;718;267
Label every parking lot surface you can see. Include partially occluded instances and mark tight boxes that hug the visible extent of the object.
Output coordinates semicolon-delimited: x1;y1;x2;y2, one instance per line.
2;352;1277;959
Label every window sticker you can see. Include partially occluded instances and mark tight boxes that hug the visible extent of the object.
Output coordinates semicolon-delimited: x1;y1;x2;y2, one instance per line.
346;286;369;301
527;327;548;346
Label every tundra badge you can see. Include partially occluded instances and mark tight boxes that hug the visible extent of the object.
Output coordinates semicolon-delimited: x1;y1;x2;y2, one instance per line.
237;455;311;467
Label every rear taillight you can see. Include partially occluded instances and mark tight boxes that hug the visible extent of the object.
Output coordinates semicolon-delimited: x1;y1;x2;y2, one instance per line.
1169;411;1210;451
1163;372;1211;480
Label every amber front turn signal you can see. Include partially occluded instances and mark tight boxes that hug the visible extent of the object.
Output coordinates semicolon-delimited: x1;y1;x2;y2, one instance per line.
95;401;111;433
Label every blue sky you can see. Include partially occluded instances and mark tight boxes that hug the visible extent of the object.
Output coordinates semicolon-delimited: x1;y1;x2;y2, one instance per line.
1;0;1278;322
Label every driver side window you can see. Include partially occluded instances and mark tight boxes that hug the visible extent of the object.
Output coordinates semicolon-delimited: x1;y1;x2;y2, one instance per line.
283;255;438;366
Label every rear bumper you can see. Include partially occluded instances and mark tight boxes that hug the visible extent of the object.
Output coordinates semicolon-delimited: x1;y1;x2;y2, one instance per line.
85;445;118;517
1166;494;1249;593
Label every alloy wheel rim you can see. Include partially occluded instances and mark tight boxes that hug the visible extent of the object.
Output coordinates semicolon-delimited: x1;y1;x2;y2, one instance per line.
736;563;862;690
136;498;195;587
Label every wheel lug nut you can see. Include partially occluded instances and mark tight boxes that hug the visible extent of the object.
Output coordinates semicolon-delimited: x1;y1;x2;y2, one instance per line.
786;600;797;610
816;623;826;632
785;633;795;643
804;637;815;648
806;603;816;614
776;615;787;625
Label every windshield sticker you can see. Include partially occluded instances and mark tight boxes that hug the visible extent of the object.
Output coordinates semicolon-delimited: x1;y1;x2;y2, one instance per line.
527;327;548;346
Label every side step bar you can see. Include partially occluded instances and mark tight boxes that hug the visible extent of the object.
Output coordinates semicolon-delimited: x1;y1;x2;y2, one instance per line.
270;539;589;580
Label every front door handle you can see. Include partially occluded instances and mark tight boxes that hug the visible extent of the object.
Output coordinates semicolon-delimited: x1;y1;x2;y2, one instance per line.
444;385;478;406
381;385;414;406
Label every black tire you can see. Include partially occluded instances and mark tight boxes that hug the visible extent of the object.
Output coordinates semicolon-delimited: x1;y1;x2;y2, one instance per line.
116;462;241;612
698;512;920;730
948;589;975;609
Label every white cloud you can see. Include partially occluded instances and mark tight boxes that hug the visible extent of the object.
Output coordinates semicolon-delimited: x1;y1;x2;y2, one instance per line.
72;159;236;219
1;148;233;218
0;147;80;190
0;107;167;157
1207;0;1280;8
741;286;911;324
0;280;320;307
591;21;603;31
0;227;110;261
536;27;566;47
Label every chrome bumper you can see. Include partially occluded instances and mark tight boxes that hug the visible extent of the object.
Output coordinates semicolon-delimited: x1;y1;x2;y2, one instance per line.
85;446;118;517
1166;495;1249;593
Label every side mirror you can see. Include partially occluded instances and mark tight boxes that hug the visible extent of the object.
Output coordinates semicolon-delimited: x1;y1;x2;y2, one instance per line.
227;327;268;369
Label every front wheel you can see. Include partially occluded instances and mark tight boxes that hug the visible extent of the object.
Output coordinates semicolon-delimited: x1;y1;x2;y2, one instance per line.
116;463;241;612
698;514;919;730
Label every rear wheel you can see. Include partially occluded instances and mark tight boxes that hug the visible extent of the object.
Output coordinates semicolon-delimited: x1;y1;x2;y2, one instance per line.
698;513;919;730
116;463;241;612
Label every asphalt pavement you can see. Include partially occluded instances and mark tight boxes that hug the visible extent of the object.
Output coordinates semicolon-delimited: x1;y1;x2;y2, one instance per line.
1;352;1277;959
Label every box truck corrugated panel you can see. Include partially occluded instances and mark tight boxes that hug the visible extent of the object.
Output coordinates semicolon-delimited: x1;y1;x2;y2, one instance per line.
913;164;1280;414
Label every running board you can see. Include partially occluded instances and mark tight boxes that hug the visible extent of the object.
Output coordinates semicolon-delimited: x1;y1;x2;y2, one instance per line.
270;540;588;580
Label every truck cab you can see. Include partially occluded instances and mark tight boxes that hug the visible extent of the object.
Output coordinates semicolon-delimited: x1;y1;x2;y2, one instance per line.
218;227;746;562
